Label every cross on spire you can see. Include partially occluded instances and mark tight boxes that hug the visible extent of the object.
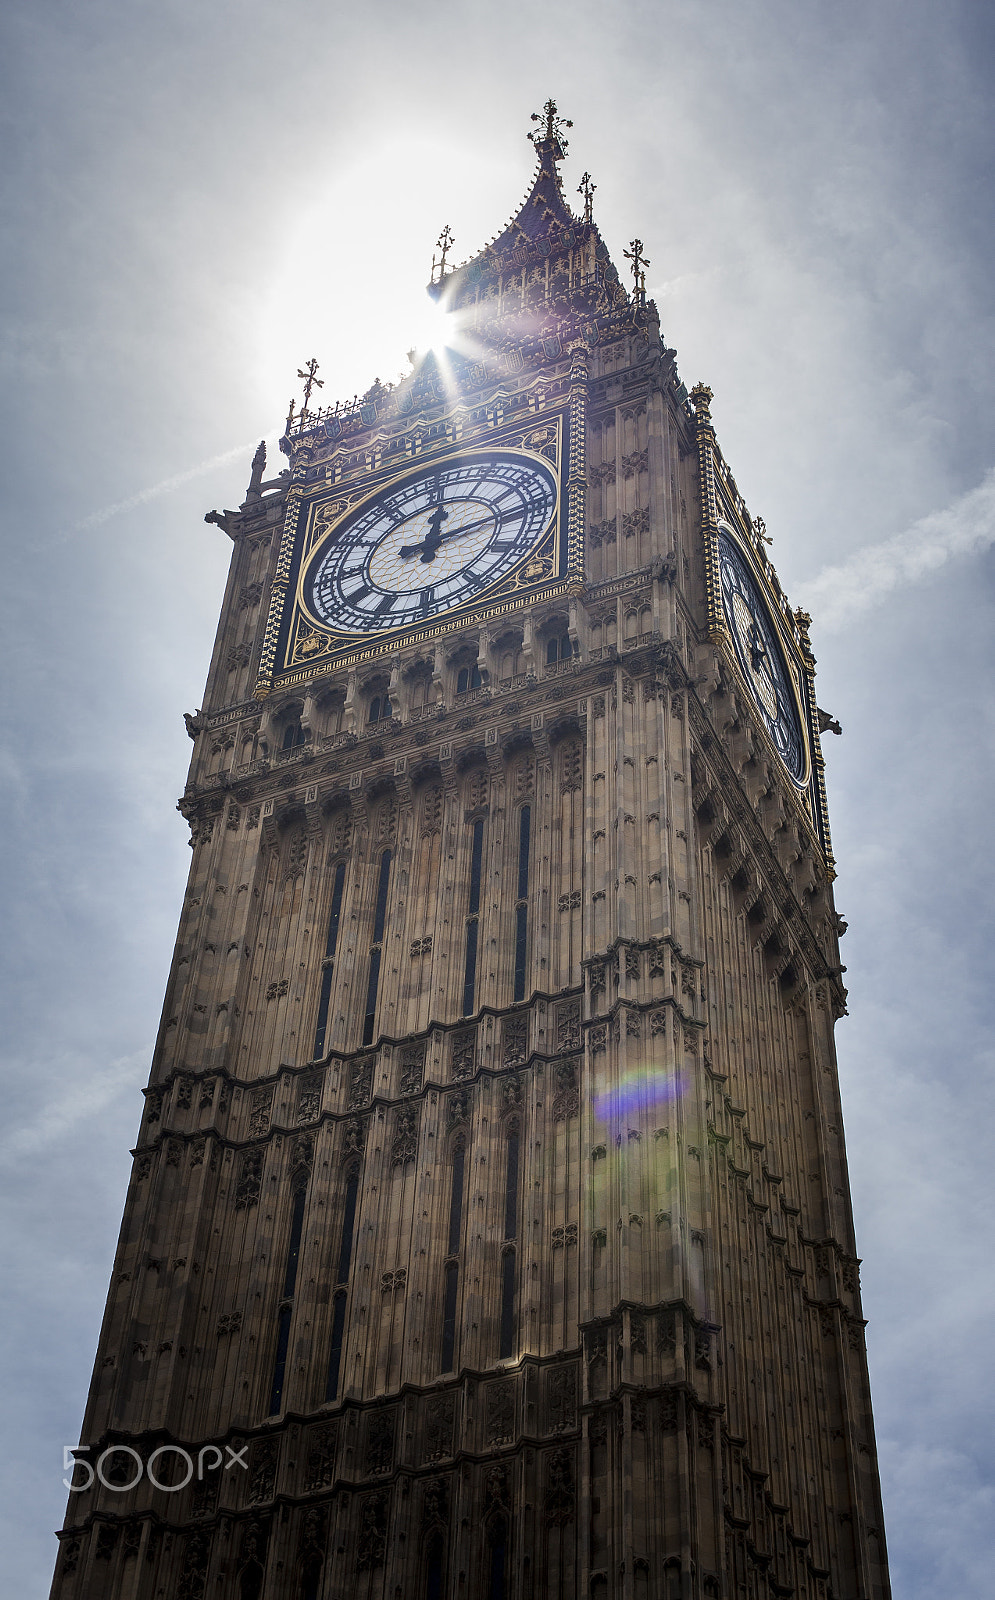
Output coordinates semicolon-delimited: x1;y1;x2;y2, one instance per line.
431;224;455;284
577;171;596;224
623;238;651;301
296;357;324;419
529;98;573;158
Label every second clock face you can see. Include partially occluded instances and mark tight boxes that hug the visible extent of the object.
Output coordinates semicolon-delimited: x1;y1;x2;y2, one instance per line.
718;527;807;785
302;451;558;635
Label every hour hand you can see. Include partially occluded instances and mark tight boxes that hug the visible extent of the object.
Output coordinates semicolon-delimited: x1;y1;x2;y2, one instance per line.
399;513;493;559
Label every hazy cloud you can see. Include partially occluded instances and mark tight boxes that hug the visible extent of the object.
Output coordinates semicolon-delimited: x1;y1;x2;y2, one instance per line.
798;468;995;630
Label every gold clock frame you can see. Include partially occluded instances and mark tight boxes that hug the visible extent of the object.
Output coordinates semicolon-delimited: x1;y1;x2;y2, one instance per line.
272;408;576;685
715;518;814;794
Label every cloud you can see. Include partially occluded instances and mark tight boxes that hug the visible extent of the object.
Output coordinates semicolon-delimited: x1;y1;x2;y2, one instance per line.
0;1051;145;1165
797;468;995;630
66;440;265;535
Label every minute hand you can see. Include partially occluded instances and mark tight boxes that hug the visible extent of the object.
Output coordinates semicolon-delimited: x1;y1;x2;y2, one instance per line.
399;514;498;559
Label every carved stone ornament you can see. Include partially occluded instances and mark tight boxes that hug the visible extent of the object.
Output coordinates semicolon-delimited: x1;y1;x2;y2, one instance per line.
176;1530;211;1600
552;1058;580;1120
391;1104;420;1165
233;1149;263;1209
451;1027;476;1080
356;1491;388;1570
556;999;582;1052
248;1087;273;1136
305;1422;339;1491
348;1056;373;1108
547;1363;578;1431
399;1044;425;1095
424;1393;455;1461
248;1438;278;1503
502;1015;528;1067
296;1068;324;1123
543;1446;576;1526
485;1380;516;1444
364;1408;396;1475
422;1475;449;1529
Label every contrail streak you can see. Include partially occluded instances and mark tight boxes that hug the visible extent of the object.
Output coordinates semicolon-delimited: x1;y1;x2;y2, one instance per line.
68;440;264;534
797;468;995;631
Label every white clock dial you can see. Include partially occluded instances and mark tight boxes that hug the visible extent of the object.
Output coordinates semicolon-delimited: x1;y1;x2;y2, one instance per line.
302;452;558;635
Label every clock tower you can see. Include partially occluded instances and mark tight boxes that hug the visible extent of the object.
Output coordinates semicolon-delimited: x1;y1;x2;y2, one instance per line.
52;104;890;1600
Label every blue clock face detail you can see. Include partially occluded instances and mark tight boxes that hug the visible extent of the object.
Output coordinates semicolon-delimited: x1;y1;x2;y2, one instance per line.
302;451;558;635
718;528;806;784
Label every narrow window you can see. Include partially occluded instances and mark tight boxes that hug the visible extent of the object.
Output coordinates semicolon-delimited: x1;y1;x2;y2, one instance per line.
499;1248;516;1360
441;1264;459;1374
325;1159;360;1403
268;1306;292;1415
499;1129;519;1361
560;632;572;661
470;664;483;689
513;805;531;1002
489;1530;507;1600
448;1144;466;1255
546;636;558;665
503;1130;519;1242
457;666;469;694
462;820;484;1015
312;861;346;1058
368;696;380;724
282;720;305;750
363;849;392;1045
325;1290;347;1402
441;1145;465;1372
337;1170;359;1285
426;1542;443;1600
269;1182;308;1414
282;1184;307;1299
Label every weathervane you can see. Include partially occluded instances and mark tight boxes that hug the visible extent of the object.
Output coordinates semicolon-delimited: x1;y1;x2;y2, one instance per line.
529;98;572;157
431;224;455;284
296;357;324;419
578;171;596;224
623;238;651;302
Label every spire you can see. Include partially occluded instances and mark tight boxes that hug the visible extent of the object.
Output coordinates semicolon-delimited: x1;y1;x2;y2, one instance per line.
244;439;266;503
483;98;578;256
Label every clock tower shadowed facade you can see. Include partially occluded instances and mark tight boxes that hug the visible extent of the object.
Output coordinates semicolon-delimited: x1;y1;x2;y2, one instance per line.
52;104;891;1600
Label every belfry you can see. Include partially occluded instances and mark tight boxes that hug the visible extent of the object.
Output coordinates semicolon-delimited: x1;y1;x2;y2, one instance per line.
52;104;890;1600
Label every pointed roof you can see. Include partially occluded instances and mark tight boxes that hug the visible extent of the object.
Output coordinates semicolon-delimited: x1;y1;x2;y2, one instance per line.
432;100;591;295
487;129;578;255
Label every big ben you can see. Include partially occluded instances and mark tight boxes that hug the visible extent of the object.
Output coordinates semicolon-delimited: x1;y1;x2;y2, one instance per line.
52;103;891;1600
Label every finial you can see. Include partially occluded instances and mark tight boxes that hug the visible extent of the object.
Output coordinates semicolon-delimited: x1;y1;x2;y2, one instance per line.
623;239;651;303
578;172;596;224
431;224;455;284
245;439;266;502
690;382;713;422
296;357;324;419
285;397;296;433
754;515;772;545
529;98;573;157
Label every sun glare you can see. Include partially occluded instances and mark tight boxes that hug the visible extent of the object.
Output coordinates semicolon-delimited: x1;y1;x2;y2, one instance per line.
407;291;461;359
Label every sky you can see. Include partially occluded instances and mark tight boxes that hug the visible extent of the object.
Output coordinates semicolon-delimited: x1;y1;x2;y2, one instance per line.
1;0;993;1593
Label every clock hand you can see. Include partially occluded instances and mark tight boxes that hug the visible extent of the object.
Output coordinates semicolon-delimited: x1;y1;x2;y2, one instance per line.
398;511;497;560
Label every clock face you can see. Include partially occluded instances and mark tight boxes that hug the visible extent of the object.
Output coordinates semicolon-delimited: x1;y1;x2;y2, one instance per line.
301;451;558;636
718;528;807;784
